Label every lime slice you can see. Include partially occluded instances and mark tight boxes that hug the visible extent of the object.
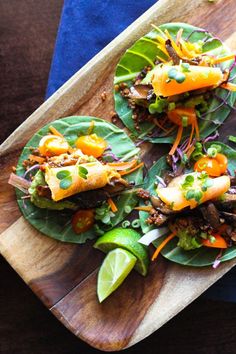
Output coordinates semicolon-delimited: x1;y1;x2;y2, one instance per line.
97;248;137;302
94;228;149;276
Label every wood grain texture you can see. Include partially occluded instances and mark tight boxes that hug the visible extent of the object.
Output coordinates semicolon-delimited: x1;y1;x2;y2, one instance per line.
1;0;236;351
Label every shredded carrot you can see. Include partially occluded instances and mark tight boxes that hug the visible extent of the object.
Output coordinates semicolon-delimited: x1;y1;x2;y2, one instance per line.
221;82;236;92
134;205;153;212
29;154;45;164
214;54;235;64
152;232;177;261
119;162;144;176
107;198;118;213
169;125;183;156
108;160;137;171
153;118;169;133
184;123;195;153
194;117;200;140
163;125;176;137
49;125;64;138
186;145;195;159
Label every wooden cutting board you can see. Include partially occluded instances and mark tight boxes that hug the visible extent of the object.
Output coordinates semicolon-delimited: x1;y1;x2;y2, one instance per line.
1;0;236;351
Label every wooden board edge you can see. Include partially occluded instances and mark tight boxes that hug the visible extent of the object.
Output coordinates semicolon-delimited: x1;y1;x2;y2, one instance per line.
128;259;236;348
0;0;206;155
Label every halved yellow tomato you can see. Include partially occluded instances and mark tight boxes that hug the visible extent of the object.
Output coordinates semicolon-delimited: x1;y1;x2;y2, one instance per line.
39;135;70;157
75;134;107;158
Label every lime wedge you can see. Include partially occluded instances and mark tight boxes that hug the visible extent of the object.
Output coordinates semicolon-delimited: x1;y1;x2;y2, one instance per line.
97;248;137;302
94;228;149;276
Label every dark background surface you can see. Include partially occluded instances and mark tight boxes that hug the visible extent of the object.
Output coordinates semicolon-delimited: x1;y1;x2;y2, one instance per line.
1;1;236;353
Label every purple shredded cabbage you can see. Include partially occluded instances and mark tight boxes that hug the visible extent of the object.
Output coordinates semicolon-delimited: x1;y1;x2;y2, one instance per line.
156;176;166;187
135;139;145;147
212;249;223;269
102;152;120;161
179;138;189;151
201;91;231;118
23;164;40;180
227;168;232;176
202;131;219;143
185;28;209;41
229;73;236;82
213;93;236;111
105;145;112;151
229;57;236;73
176;148;183;159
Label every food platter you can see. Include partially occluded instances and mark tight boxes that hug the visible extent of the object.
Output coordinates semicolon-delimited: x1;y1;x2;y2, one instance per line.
1;0;236;351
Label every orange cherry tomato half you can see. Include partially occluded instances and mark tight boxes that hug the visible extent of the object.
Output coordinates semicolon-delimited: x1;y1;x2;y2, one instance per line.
194;156;221;177
202;234;228;248
75;134;107;158
39;135;70;157
72;209;94;234
215;153;228;174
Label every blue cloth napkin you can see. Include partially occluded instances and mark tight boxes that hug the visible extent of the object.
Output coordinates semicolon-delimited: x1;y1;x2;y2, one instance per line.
46;0;236;302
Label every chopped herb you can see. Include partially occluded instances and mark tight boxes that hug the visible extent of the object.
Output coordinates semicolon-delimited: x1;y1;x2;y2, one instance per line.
59;176;72;190
181;174;194;189
78;166;88;179
56;170;71;180
229;135;236;143
149;97;168;114
56;170;73;190
197;171;209;180
185;189;203;203
168;68;186;83
201;178;213;191
194;190;203;203
181;63;191;72
185;189;196;200
168;102;176;111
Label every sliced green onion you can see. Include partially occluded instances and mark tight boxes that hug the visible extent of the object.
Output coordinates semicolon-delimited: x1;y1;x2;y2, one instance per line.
207;147;217;158
209;235;216;243
209;144;221;152
124;205;132;213
131;219;141;228
181;116;188;127
122;220;131;228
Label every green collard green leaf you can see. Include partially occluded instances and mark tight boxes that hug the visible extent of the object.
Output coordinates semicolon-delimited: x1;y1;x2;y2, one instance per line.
143;142;236;266
139;156;169;234
16;116;143;244
114;22;236;143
